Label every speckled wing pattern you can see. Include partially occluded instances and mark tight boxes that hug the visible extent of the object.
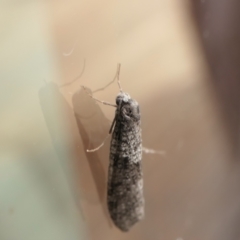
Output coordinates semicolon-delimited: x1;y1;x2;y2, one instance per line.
107;92;144;231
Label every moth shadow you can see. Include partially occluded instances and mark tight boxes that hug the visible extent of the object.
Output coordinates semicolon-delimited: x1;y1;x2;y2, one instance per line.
38;82;84;217
72;87;113;228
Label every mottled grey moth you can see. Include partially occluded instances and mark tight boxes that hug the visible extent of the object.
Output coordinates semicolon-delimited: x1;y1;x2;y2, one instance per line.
82;64;144;231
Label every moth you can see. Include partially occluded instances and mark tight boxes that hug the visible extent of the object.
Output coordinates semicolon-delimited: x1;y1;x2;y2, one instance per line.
82;64;144;231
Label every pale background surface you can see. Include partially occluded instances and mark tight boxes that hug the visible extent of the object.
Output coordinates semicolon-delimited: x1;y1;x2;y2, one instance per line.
1;0;239;240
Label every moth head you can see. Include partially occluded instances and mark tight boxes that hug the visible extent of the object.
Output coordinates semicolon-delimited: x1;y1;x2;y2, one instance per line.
116;92;140;121
116;92;131;105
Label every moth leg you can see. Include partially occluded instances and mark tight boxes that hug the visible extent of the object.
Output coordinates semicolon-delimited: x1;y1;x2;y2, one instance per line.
86;116;116;152
142;147;166;155
86;134;110;152
109;115;116;134
82;86;117;107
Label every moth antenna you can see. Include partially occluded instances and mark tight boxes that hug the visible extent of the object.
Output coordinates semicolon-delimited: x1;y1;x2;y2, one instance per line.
92;63;123;94
116;63;123;93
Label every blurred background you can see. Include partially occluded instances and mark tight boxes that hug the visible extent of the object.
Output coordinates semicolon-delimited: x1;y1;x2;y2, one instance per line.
1;0;240;239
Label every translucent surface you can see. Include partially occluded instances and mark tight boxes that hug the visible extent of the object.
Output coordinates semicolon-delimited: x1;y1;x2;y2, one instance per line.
1;0;238;240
